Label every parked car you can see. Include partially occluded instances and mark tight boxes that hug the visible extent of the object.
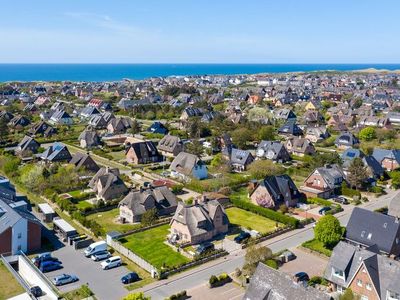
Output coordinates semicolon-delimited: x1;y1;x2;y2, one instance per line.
40;261;62;273
234;232;251;244
91;251;111;261
121;272;140;284
32;252;52;265
30;286;42;297
84;241;107;257
101;256;122;270
333;196;348;205
318;206;332;215
278;250;296;263
195;242;215;256
52;274;79;286
33;256;60;267
294;272;309;282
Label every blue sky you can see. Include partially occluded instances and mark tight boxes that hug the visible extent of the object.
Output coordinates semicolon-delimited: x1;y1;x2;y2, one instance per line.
0;0;399;63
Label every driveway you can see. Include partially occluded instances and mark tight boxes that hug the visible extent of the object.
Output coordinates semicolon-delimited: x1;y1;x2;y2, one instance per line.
44;240;130;300
186;282;244;300
279;247;328;278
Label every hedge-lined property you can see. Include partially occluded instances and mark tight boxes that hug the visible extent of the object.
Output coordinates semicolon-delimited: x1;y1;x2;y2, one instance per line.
230;198;300;228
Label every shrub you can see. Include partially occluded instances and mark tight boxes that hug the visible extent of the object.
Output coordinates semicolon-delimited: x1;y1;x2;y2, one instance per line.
209;275;218;285
308;276;328;287
265;259;278;269
340;183;361;198
369;186;384;194
231;198;299;228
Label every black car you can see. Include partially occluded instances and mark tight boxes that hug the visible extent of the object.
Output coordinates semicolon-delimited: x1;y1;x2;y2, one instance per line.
195;242;215;255
30;286;42;297
34;256;60;267
121;272;140;284
294;272;309;282
234;232;251;244
333;196;348;205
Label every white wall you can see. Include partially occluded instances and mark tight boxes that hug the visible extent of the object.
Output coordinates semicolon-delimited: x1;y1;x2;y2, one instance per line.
18;255;58;300
11;218;27;254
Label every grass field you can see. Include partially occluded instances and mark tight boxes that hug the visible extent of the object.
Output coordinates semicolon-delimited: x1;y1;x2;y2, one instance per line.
87;208;140;233
302;239;333;257
75;200;94;210
226;207;284;234
120;224;189;269
0;261;24;300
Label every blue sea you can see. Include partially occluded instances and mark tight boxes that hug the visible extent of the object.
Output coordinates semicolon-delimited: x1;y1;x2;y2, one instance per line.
0;64;400;82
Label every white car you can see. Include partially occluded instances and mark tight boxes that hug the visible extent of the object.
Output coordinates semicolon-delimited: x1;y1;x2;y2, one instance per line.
91;251;111;261
101;256;122;270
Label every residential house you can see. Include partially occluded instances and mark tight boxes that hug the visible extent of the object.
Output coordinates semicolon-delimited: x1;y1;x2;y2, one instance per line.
244;263;330;300
157;135;185;157
119;186;178;223
39;142;72;163
88;167;128;201
125;141;162;164
300;164;345;199
305;126;330;143
107;117;132;134
256;141;291;162
304;100;321;111
228;148;254;172
278;121;303;137
170;152;208;180
88;114;109;129
285;137;315;157
78;129;101;149
49;110;73;125
69;153;100;173
28;121;56;137
169;200;229;244
148;121;168;135
8;115;30;128
249;175;301;209
324;241;400;299
388;194;400;218
357;116;391;128
345;207;400;257
180;106;203;123
0;111;14;122
15;136;40;157
273;108;297;121
80;106;101;119
372;148;400;171
303;110;325;125
0;198;42;255
335;132;360;150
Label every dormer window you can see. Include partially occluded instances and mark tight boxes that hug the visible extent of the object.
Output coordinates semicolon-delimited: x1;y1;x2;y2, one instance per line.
332;267;345;280
387;290;400;300
367;233;372;240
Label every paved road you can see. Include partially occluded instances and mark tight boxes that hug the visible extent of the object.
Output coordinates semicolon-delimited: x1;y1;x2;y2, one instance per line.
142;190;397;299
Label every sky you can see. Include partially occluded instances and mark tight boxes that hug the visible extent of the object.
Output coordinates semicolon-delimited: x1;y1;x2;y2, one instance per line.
0;0;399;63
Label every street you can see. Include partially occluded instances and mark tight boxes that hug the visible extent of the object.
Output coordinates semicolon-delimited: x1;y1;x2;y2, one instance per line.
141;189;397;299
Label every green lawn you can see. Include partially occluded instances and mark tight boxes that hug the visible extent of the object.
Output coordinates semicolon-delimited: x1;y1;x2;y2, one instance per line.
0;261;24;300
301;239;333;257
120;224;189;269
230;187;249;202
75;200;94;210
226;207;284;234
109;150;127;161
87;208;140;233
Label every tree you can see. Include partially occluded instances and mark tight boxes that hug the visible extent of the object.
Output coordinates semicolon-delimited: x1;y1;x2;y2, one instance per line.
123;292;151;300
340;288;360;300
129;120;141;134
347;158;368;190
314;215;343;248
19;165;45;192
141;208;158;226
248;160;284;180
306;152;342;170
0;118;9;144
358;127;376;141
258;126;275;141
231;127;253;149
243;243;272;276
186;140;204;157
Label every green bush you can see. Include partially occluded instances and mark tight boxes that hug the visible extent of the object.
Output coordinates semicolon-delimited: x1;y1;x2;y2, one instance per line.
231;198;299;228
307;197;333;207
340;183;361;198
265;259;278;269
302;239;332;257
369;186;384;194
308;276;328;287
209;275;218;285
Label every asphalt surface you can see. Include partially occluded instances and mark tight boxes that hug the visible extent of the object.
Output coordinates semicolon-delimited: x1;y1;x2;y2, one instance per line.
142;190;397;299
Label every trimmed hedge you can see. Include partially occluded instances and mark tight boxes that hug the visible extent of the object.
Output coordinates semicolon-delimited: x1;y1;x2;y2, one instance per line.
231;198;299;228
265;259;278;269
307;197;332;207
340;183;361;198
165;291;187;300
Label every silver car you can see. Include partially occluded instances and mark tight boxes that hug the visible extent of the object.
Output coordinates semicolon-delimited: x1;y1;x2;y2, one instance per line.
91;251;111;261
52;274;78;286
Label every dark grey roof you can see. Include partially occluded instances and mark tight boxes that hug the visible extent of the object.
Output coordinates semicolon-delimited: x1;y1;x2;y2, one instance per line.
256;141;289;161
335;132;359;147
325;241;400;298
244;263;330;300
230;148;254;166
345;207;400;255
388;191;400;218
372;148;400;164
170;152;204;176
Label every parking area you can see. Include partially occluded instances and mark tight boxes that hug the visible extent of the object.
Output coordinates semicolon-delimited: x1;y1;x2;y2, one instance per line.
186;282;244;300
43;241;130;300
279;247;328;278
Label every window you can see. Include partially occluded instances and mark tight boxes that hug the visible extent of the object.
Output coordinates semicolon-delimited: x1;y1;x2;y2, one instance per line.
361;296;368;300
387;291;400;300
367;233;372;240
361;231;366;238
17;233;22;239
366;283;372;291
17;245;21;251
332;268;345;280
357;279;363;287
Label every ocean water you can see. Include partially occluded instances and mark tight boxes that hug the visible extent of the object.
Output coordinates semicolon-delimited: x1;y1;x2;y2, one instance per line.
0;64;399;82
